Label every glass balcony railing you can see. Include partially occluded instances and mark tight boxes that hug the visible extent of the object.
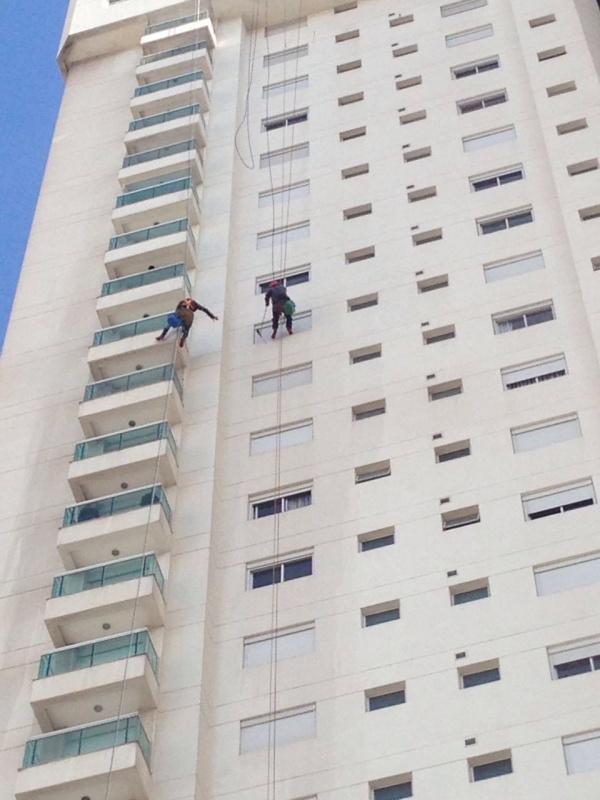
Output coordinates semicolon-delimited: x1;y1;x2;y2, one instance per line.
101;261;190;296
115;176;199;208
108;218;190;251
83;363;183;402
145;11;209;35
92;312;168;346
63;484;172;527
128;104;200;131
122;138;199;168
134;70;205;97
22;714;151;768
73;421;176;462
140;41;210;66
38;629;158;678
52;553;165;598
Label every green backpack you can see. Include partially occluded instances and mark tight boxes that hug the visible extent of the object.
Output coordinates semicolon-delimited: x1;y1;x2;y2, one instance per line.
283;299;296;317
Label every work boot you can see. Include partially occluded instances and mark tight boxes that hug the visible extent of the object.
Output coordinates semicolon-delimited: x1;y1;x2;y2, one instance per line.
271;331;277;340
287;327;293;336
155;336;164;342
179;337;186;348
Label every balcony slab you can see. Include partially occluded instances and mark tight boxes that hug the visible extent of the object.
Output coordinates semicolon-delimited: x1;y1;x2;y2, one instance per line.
130;78;209;118
118;148;203;194
124;111;206;155
104;228;197;279
87;332;188;381
96;274;190;327
136;46;213;82
112;186;200;235
140;17;216;54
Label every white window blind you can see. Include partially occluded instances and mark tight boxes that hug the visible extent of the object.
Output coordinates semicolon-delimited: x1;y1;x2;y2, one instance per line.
441;0;487;16
523;480;595;521
535;552;600;596
251;421;313;455
446;24;493;47
264;45;309;66
244;624;315;667
548;637;600;674
463;126;516;152
252;364;313;396
257;222;310;249
564;732;600;774
259;182;310;207
260;143;309;168
511;415;581;452
240;705;316;753
263;76;309;98
484;251;544;282
501;354;567;390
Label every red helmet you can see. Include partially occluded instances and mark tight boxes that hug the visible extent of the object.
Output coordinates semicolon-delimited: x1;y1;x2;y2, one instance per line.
269;280;279;288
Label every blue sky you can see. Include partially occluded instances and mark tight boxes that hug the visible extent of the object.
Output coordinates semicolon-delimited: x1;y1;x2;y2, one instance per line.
0;2;71;349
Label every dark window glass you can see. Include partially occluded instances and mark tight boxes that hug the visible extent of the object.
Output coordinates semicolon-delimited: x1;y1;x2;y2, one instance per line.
254;498;282;518
368;690;406;710
252;566;281;588
365;608;400;627
438;447;470;462
555;658;592;679
507;316;527;331
508;210;533;228
499;170;523;184
453;586;489;605
373;783;412;800
526;307;553;326
283;557;313;581
481;218;507;234
484;93;506;107
462;667;500;687
455;66;477;78
473;177;499;191
473;758;512;781
361;535;395;552
478;59;499;72
285;271;310;287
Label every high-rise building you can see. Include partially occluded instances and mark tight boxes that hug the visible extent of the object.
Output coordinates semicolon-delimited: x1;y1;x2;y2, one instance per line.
2;0;600;797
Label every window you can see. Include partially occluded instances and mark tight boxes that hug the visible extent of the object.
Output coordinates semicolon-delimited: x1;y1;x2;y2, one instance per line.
529;14;556;27
460;660;500;687
564;731;600;774
470;753;512;781
348;293;378;311
593;256;600;271
511;414;581;453
418;274;447;292
335;29;360;42
363;601;400;627
343;203;372;220
458;89;507;113
244;623;315;667
334;1;357;11
413;228;442;245
389;14;414;27
371;777;412;800
359;527;395;551
338;91;364;105
442;505;480;530
396;76;422;90
535;552;600;596
423;325;455;344
262;109;308;132
339;126;366;141
557;118;588;135
264;45;309;67
258;182;310;207
399;109;427;124
248;553;313;589
252;364;313;396
523;479;595;522
350;344;381;363
501;354;567;390
260;143;309;168
428;379;462;401
567;159;599;176
452;57;499;80
493;301;554;334
257;221;310;249
342;163;369;179
250;421;313;455
463;125;516;151
265;18;307;36
408;186;437;202
478;207;533;235
471;165;524;192
441;0;487;16
403;146;432;162
393;44;418;57
436;440;471;463
256;265;310;292
337;59;362;73
451;579;489;604
352;399;386;420
548;637;600;680
240;705;316;753
579;205;600;222
547;81;577;97
366;683;406;711
250;483;312;519
537;45;566;61
263;76;309;99
446;24;493;47
483;250;543;282
355;460;391;483
346;245;375;263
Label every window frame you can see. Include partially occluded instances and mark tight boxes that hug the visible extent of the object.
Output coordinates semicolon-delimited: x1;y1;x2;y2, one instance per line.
252;363;313;396
457;89;507;114
263;44;309;67
247;551;314;590
452;56;500;79
523;479;596;522
240;704;316;753
510;414;581;454
492;301;554;334
441;0;487;17
463;125;516;151
250;420;313;456
243;622;316;667
249;483;313;520
501;353;567;390
445;24;494;48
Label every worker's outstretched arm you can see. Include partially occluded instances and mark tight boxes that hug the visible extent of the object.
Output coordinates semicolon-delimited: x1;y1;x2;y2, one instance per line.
193;302;219;321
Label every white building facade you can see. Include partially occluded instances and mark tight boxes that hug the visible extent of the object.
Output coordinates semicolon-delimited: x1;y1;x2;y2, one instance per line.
1;0;600;797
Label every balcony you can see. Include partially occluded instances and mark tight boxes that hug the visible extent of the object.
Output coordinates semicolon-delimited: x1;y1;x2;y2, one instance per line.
119;139;203;195
57;485;173;569
137;40;213;81
78;363;184;437
124;105;206;155
130;71;210;118
67;421;178;501
104;217;197;278
97;262;192;327
15;715;152;800
141;11;216;54
112;176;201;235
32;630;159;731
44;554;166;646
